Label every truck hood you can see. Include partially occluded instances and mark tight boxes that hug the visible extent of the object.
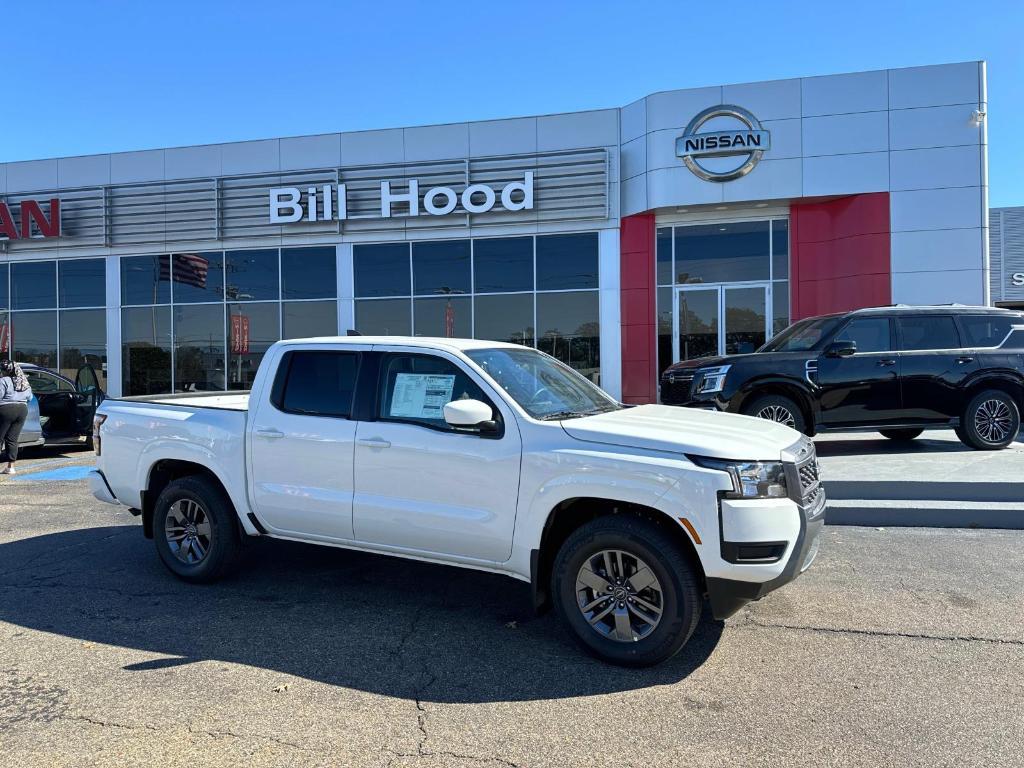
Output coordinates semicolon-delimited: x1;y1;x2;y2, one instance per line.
560;404;801;461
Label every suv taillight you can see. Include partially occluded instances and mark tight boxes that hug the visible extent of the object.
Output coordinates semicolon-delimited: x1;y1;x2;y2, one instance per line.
93;413;107;456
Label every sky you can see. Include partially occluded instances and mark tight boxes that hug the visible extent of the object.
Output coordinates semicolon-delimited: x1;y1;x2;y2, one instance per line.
3;0;1022;206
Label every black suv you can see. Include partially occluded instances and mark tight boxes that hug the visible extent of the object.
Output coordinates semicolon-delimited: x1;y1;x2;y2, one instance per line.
661;306;1024;450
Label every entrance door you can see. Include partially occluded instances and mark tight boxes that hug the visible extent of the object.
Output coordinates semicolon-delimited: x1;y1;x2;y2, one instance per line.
673;284;771;362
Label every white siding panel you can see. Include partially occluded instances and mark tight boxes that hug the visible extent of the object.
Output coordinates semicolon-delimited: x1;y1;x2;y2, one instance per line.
803;153;888;197
890;145;982;191
647;166;724;209
404;123;469;162
621;174;647;218
723;158;802;203
645;128;680;173
891;227;986;273
341;129;404;165
58;155;111;187
621;136;646;181
110;150;165;184
6;159;59;192
891;268;985;305
722;78;801;121
801;70;888;116
645;86;722;132
888;62;981;109
890;187;983;232
889;104;982;150
620;98;646;144
165;145;222;180
280;134;342;170
803;112;889;156
221;140;279;175
762;118;801;159
0;164;6;193
537;109;618;151
469;118;537;157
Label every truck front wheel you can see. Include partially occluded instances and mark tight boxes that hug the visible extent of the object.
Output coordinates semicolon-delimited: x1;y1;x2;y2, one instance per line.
551;516;701;667
153;476;240;583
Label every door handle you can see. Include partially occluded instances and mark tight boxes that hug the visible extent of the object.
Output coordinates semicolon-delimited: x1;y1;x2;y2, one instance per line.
255;428;285;439
956;356;974;364
877;359;897;367
358;437;391;449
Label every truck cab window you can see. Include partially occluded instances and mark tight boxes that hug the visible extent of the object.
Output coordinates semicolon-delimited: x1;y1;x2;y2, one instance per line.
277;351;359;418
379;354;492;430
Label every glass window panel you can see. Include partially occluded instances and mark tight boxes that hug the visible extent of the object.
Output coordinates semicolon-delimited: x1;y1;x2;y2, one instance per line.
283;300;338;339
122;306;172;395
225;249;279;302
353;243;411;298
959;315;1014;347
12;261;56;310
536;233;598;290
174;304;225;392
282;246;337;300
838;317;892;353
675;221;770;284
657;227;673;286
772;281;790;336
724;286;767;355
679;289;720;361
0;264;8;309
227;302;280;390
412;240;470;296
59;309;107;390
896;316;959;351
122;255;171;305
536;290;600;383
474;294;534;345
11;311;57;368
58;259;106;308
657;286;673;379
355;299;411;336
170;252;224;304
378;353;491;430
473;237;533;293
279;351;359;418
413;296;471;338
772;220;789;280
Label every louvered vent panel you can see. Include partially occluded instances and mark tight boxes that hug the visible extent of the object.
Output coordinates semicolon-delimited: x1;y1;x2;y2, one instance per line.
1002;209;1024;301
1;188;105;250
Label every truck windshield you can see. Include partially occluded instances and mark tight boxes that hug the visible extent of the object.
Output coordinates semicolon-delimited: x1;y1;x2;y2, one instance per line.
760;316;843;352
466;347;621;420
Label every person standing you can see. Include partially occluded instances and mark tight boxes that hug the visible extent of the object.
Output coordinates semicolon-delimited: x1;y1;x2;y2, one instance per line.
0;359;33;475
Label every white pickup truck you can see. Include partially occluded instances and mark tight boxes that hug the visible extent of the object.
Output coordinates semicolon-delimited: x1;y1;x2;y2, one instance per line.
90;337;825;666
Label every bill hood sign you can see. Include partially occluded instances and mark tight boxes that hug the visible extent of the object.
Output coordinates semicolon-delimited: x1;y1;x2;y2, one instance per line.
0;198;61;240
676;105;770;182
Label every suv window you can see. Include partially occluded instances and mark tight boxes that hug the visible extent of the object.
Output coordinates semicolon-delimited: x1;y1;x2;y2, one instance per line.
379;353;493;431
958;315;1014;348
897;316;960;351
834;317;891;353
277;351;359;418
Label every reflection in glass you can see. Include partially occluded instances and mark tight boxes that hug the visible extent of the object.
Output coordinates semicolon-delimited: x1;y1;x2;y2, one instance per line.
12;261;56;310
474;237;533;293
58;259;106;308
536;290;600;382
122;306;172;395
0;265;8;309
413;296;471;338
536;233;598;290
656;227;673;286
11;311;57;367
355;299;411;336
772;281;790;336
413;240;470;296
474;294;534;345
675;221;770;284
353;243;410;297
227;302;279;390
282;247;337;300
656;287;673;378
170;252;225;304
679;289;719;361
724;287;766;355
122;255;171;305
226;249;279;301
59;309;107;388
283;300;338;339
174;304;226;392
772;220;789;280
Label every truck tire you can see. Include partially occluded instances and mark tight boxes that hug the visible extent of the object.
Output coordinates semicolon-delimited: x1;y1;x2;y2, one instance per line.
879;428;924;441
551;515;701;667
153;476;240;583
958;389;1020;451
741;394;807;435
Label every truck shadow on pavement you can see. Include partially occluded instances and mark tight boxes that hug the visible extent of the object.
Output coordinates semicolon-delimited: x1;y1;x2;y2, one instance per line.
813;435;974;458
0;525;724;703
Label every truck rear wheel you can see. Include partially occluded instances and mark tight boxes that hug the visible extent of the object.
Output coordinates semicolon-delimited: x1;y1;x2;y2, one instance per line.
551;516;701;667
959;390;1020;450
153;476;240;583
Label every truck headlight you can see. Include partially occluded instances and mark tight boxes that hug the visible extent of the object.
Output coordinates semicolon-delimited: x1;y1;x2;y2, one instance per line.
695;365;731;394
691;457;788;499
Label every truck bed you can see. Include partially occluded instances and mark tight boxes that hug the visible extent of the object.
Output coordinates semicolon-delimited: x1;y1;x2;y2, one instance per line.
118;391;251;411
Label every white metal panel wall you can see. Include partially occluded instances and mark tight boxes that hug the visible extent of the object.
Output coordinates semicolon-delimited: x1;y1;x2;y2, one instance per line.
990;207;1024;303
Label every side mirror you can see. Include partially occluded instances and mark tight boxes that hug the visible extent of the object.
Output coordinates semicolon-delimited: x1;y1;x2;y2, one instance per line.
825;340;857;358
443;399;498;434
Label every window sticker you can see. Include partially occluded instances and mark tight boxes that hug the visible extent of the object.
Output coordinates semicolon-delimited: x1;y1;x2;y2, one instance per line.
390;373;456;419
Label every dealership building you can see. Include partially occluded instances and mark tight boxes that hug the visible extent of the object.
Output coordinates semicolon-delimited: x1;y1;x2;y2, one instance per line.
990;206;1024;310
0;61;990;402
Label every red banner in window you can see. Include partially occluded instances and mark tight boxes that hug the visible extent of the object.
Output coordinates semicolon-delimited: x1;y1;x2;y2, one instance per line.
0;322;8;355
230;314;250;354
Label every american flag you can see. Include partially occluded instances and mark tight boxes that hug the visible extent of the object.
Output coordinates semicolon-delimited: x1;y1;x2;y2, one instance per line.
159;253;210;289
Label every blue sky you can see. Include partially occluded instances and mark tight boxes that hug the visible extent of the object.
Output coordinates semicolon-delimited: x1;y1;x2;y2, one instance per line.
4;0;1022;206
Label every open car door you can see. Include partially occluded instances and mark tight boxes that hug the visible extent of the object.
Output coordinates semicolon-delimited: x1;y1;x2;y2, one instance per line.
73;363;104;435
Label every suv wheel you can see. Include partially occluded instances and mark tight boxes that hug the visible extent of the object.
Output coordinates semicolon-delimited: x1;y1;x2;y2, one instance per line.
551;516;701;667
879;428;924;441
154;476;240;583
959;390;1020;451
742;394;807;434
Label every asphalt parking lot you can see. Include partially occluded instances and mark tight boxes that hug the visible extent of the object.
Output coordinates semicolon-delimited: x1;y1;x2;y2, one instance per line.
0;445;1022;767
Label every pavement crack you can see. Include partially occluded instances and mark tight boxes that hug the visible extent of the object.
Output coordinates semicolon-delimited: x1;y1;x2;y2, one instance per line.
742;617;1024;646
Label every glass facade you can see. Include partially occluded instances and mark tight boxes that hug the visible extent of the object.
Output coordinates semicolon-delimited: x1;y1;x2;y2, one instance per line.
352;232;601;382
120;246;338;395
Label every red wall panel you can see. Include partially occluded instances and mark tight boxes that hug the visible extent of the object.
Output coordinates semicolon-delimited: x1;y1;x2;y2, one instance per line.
790;193;891;319
620;213;656;403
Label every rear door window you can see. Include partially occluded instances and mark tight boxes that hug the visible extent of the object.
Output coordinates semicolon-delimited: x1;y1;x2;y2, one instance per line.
275;351;360;418
958;315;1014;348
897;316;960;351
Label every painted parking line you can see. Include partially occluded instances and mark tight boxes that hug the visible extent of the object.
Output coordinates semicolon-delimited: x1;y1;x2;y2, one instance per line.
9;465;95;482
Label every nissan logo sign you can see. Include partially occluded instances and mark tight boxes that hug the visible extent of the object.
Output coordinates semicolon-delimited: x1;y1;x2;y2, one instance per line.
676;105;771;182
